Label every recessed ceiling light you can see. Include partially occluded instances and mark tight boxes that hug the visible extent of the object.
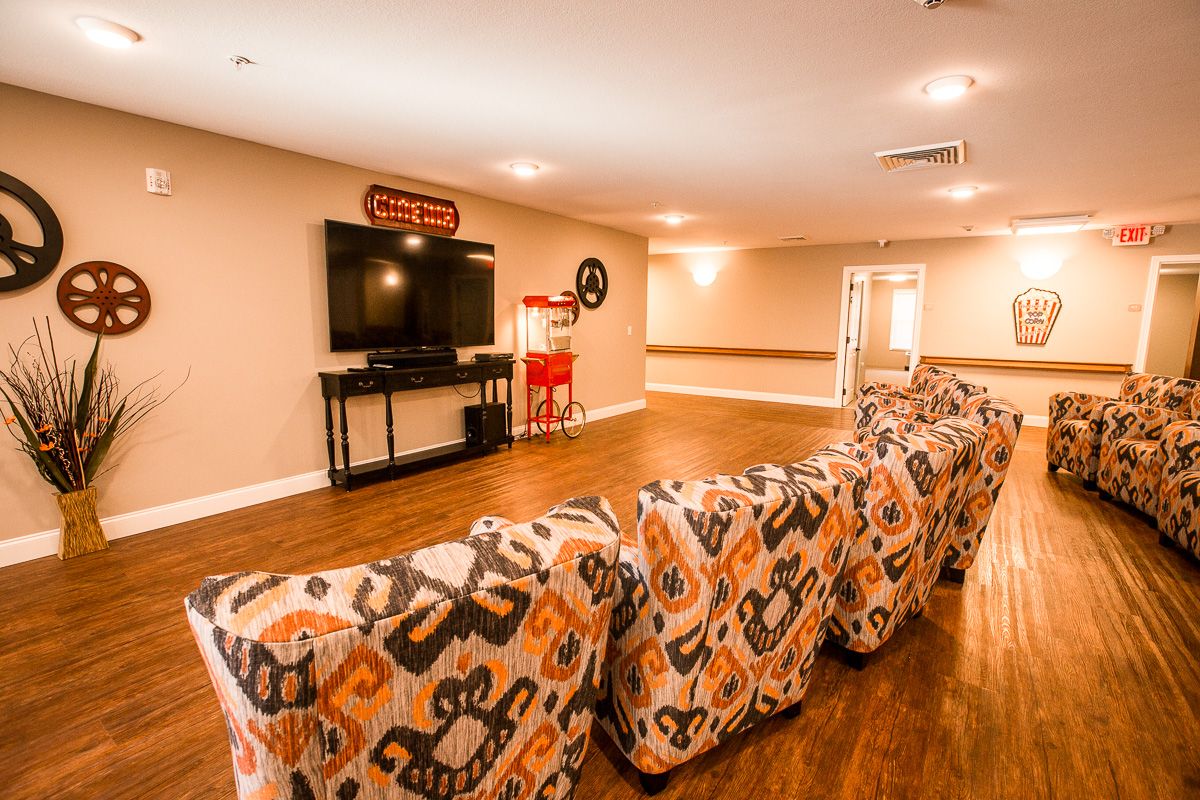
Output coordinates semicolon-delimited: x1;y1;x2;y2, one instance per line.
1012;215;1091;236
948;186;977;199
510;162;539;177
75;17;141;49
663;214;685;225
924;75;973;100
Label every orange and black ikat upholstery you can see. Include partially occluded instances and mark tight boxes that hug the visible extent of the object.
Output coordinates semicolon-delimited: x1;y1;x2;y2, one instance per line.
1160;419;1200;559
1048;373;1199;484
185;495;621;800
595;448;868;774
828;417;986;654
857;393;1023;572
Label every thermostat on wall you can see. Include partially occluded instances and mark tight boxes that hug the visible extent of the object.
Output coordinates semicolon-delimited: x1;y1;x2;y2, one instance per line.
145;168;172;196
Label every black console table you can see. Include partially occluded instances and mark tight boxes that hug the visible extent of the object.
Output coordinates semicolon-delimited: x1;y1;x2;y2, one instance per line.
318;359;514;490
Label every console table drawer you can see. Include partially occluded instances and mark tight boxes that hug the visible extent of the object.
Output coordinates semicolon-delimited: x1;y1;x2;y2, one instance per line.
479;363;512;380
395;367;479;390
342;374;386;395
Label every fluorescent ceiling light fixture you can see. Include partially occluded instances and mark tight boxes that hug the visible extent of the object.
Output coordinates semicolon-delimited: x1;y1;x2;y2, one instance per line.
924;75;973;100
885;274;913;282
1012;215;1090;236
75;17;141;48
509;162;539;177
948;186;977;199
404;235;423;248
691;264;717;286
663;214;685;225
1020;255;1063;280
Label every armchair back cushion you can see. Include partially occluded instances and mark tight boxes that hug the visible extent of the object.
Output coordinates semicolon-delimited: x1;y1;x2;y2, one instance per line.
1159;420;1200;558
829;417;985;654
186;496;621;800
596;449;867;774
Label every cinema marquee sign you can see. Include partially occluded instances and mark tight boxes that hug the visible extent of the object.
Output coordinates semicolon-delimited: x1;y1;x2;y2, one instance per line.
363;184;460;235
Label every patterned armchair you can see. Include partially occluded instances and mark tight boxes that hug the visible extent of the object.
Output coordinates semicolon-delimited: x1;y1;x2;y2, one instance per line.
827;416;986;667
1159;413;1200;560
853;363;951;429
185;496;621;800
595;449;868;794
1048;373;1198;487
1096;379;1199;516
856;368;987;431
855;393;1024;581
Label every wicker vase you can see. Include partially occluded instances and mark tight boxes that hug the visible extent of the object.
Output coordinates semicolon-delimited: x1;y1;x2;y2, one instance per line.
55;486;108;560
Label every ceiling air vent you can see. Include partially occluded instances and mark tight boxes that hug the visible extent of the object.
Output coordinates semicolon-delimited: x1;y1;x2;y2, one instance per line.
778;234;807;242
874;139;966;173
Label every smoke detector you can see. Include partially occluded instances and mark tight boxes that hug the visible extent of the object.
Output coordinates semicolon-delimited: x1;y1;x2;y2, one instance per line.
875;140;966;173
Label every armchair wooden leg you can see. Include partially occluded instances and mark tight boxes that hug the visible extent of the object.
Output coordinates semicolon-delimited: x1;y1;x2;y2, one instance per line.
1083;480;1098;491
780;700;803;719
1159;532;1174;548
1098;490;1112;502
1047;462;1059;473
940;565;966;584
638;769;672;795
845;649;868;671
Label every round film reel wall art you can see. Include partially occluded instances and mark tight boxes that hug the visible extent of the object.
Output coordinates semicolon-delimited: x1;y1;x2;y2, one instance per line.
57;261;152;335
0;170;64;292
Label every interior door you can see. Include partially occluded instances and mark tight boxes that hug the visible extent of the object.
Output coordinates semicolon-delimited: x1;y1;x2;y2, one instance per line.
841;278;864;406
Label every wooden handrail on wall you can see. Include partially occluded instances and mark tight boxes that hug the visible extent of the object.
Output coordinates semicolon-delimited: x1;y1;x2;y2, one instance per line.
646;345;837;360
920;356;1132;374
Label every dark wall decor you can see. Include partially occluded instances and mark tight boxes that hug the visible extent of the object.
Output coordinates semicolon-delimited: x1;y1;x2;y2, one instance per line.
363;184;460;236
575;257;608;309
57;261;152;335
0;171;64;292
559;290;582;324
1012;287;1062;345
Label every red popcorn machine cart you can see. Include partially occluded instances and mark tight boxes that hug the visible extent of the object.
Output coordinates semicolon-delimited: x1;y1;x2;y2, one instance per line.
522;294;586;441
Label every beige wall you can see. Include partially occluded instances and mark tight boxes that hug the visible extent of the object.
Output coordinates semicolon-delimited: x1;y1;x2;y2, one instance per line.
0;85;648;543
864;277;917;370
648;226;1200;413
1144;272;1199;376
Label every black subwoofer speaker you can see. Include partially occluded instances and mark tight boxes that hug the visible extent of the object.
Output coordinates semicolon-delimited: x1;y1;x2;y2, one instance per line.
465;403;507;447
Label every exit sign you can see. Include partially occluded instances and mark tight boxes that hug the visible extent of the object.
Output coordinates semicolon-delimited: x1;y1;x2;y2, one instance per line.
1112;224;1151;246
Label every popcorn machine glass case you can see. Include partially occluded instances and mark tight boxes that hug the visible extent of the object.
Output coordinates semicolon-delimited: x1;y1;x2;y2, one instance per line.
524;295;574;354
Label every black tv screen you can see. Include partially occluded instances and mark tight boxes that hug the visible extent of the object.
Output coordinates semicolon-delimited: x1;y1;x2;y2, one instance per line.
325;220;495;351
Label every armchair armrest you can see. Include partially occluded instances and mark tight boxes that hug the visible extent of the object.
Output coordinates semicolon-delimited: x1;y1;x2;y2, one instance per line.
1098;402;1180;443
855;411;940;443
856;381;921;402
1161;420;1200;481
1049;392;1108;426
855;392;925;431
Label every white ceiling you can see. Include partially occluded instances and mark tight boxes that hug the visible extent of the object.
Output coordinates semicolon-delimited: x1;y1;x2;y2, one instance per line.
2;1;1198;253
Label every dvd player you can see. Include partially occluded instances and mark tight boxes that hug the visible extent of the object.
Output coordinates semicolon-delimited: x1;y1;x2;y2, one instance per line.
473;353;514;362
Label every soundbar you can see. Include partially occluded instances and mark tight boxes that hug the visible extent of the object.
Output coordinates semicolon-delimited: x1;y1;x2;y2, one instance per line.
367;348;458;369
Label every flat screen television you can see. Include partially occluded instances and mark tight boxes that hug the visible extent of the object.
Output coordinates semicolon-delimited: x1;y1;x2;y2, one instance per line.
325;220;495;351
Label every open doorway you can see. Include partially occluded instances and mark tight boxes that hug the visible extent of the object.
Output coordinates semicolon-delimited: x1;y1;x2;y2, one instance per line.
834;264;925;407
1137;255;1200;378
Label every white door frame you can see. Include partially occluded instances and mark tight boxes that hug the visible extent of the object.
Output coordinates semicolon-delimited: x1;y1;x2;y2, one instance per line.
832;263;926;405
1134;253;1200;371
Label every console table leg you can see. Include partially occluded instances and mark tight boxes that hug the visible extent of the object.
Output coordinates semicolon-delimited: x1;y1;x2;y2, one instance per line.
339;398;351;491
324;397;336;486
384;392;395;477
505;377;513;448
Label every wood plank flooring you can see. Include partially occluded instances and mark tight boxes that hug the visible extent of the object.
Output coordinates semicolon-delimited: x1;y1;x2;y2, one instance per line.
1;392;1198;798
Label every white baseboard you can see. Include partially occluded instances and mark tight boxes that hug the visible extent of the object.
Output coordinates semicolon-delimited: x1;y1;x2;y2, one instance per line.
646;382;839;408
1022;414;1049;428
0;397;648;569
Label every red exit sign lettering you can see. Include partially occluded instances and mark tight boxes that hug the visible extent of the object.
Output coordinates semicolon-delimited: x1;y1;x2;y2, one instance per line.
1112;224;1151;246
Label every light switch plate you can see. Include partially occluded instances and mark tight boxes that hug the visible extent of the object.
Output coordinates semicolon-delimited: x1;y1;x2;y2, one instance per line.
146;168;172;196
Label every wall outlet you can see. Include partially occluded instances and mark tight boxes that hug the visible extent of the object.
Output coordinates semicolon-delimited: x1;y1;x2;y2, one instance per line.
146;168;172;196
1128;303;1142;312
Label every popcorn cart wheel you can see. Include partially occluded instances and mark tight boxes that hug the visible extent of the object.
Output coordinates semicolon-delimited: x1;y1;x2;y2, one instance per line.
532;395;587;439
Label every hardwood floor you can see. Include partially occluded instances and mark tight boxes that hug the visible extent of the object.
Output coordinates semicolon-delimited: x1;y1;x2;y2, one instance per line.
2;392;1198;798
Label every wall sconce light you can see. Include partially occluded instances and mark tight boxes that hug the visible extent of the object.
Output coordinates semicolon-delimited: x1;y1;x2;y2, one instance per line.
692;264;718;286
1020;254;1063;280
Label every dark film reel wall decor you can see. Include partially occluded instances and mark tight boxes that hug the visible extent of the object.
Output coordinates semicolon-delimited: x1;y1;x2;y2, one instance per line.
0;171;64;292
57;261;152;335
575;257;608;309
